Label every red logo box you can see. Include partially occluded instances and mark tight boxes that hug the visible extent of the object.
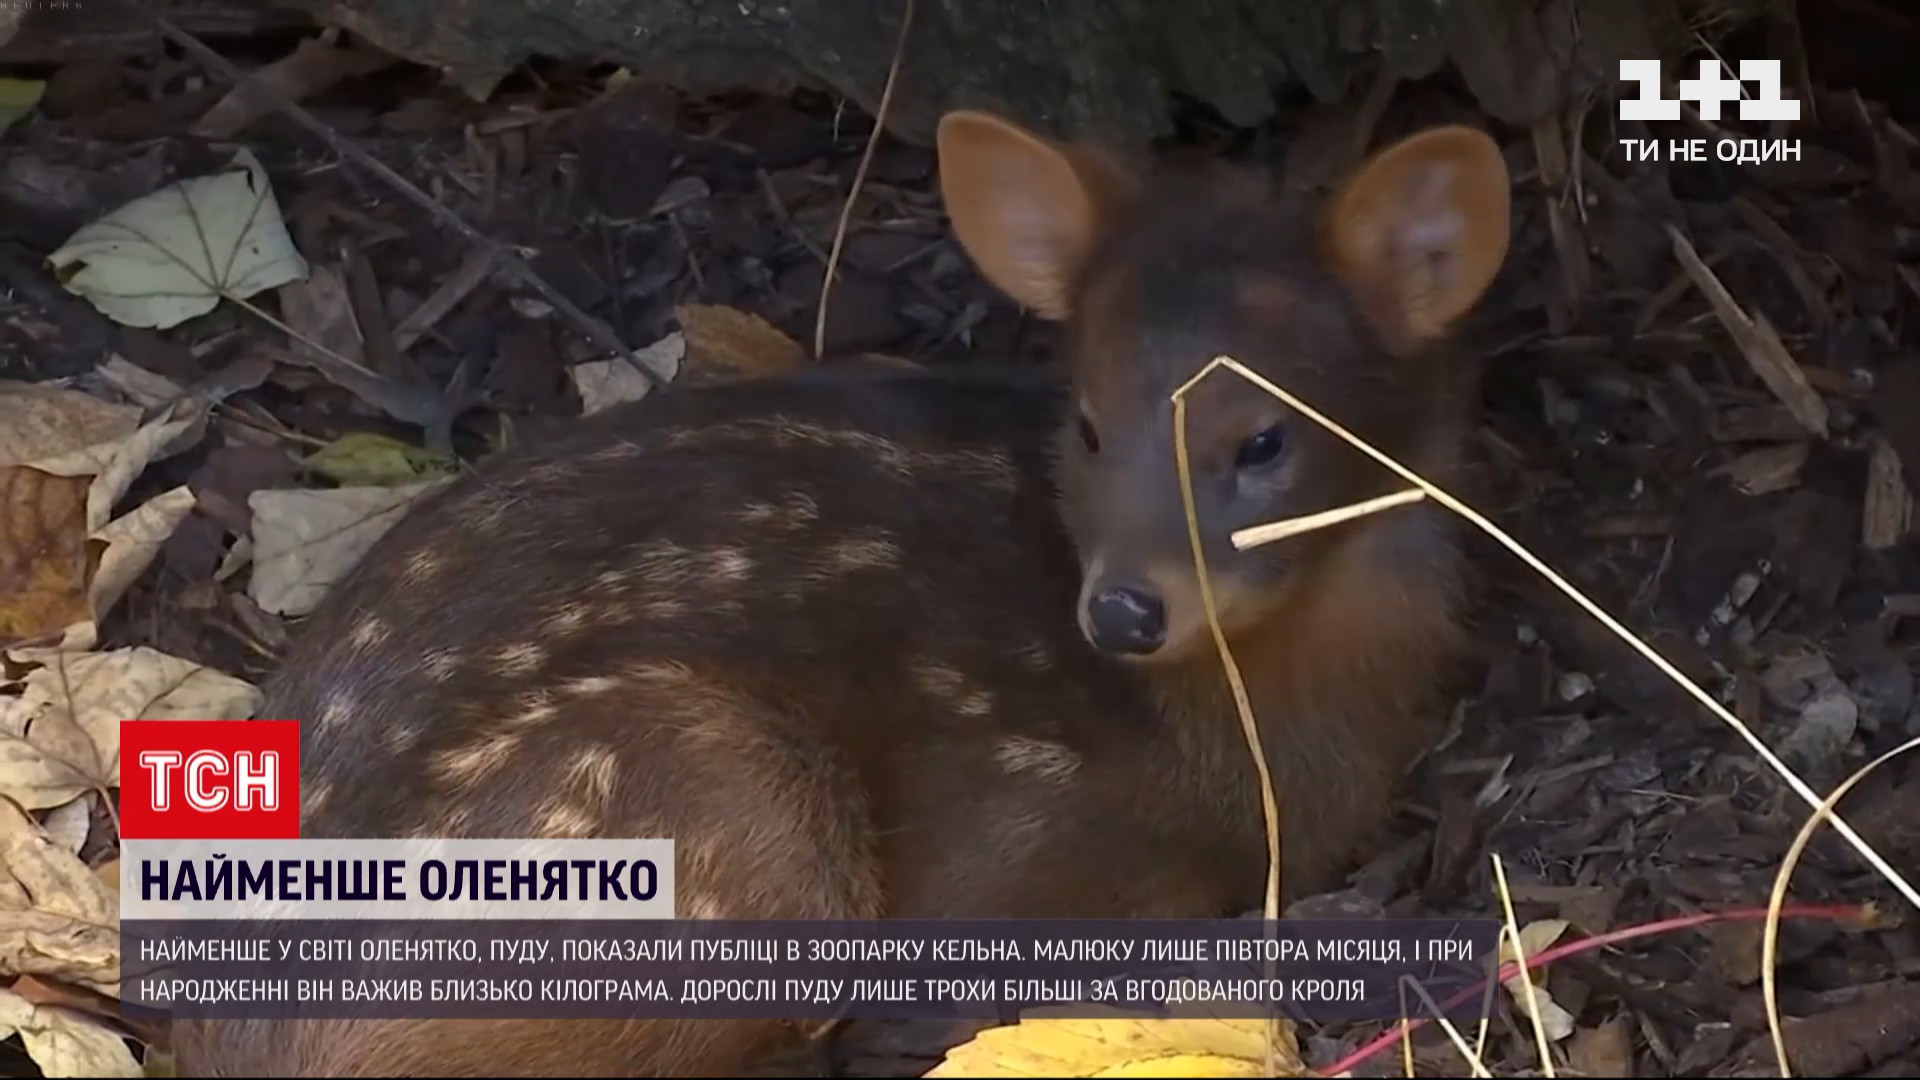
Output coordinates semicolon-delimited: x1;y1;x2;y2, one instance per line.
121;721;301;840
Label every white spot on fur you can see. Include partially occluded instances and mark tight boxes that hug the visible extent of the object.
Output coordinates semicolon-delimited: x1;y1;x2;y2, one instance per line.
463;489;512;528
505;690;557;729
565;746;620;809
783;491;820;522
349;616;390;651
626;660;692;684
317;691;354;732
542;603;590;636
642;597;687;621
380;722;422;754
1015;640;1053;671
705;547;753;584
955;690;994;718
431;734;521;785
537;799;599;838
402;550;438;583
994;736;1080;782
422;649;461;682
495;642;545;675
910;658;994;716
739;491;823;533
823;532;900;573
911;658;966;699
567;675;620;696
301;781;332;820
425;804;474;837
632;541;692;586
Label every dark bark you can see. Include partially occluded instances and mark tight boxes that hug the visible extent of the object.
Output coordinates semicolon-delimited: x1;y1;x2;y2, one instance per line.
2;0;1775;145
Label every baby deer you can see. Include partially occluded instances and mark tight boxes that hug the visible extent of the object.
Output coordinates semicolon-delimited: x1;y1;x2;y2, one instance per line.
174;109;1510;1076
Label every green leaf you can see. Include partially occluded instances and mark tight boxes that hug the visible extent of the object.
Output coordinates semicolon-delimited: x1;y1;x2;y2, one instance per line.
302;432;457;487
0;79;46;135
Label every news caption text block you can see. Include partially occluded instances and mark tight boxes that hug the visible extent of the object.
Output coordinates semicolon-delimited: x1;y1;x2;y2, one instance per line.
122;838;677;921
122;917;1501;1024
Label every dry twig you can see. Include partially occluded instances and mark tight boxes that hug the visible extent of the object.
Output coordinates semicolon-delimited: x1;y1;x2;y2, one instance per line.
814;0;916;360
152;17;674;387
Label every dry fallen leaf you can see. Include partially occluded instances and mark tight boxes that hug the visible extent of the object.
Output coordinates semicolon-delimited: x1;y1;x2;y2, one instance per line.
37;797;91;856
0;647;263;810
676;303;807;377
0;384;207;648
928;1009;1301;1078
1500;919;1575;1042
0;987;140;1077
9;973;120;1022
45;148;310;330
248;479;452;616
571;332;685;415
0;799;119;997
1568;1016;1635;1077
0;467;93;646
90;356;186;412
0;384;143;469
82;486;197;646
278;262;365;369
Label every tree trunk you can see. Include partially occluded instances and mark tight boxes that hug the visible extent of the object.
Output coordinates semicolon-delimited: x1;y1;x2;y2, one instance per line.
3;0;1775;145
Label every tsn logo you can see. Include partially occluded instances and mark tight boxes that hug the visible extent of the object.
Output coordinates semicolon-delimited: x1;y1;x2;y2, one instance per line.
121;721;302;841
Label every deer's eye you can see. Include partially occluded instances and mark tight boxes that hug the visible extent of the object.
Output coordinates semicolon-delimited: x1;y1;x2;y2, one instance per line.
1233;424;1287;470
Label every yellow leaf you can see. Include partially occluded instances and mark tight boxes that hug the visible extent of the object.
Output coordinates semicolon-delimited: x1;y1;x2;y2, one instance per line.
1500;918;1568;975
303;432;457;487
928;1009;1303;1079
1091;1055;1267;1077
676;303;807;377
1499;918;1575;1042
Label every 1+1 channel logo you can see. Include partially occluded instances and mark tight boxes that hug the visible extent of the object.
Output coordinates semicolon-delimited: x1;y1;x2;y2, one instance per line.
1615;58;1801;165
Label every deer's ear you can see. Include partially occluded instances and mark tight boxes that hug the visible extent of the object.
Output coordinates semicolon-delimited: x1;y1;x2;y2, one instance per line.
1323;125;1512;347
937;110;1136;320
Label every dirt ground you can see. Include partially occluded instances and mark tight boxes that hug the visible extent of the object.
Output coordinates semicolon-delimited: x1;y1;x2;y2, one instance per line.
4;11;1920;1080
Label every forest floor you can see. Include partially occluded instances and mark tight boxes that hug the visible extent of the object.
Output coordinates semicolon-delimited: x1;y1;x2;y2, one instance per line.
3;12;1920;1080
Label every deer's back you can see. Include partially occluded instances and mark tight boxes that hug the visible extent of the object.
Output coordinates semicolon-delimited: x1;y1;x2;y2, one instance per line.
279;366;1232;923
